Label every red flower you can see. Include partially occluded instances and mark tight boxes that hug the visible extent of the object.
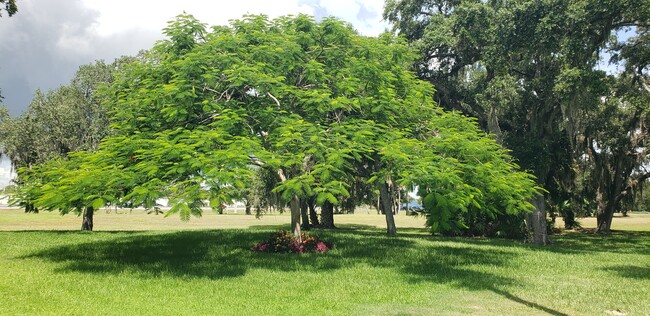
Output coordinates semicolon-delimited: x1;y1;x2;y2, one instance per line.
252;230;334;254
315;241;329;252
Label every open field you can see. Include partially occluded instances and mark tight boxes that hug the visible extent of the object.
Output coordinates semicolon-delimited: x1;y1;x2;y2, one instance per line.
0;210;648;315
0;207;427;231
1;207;646;231
556;213;650;232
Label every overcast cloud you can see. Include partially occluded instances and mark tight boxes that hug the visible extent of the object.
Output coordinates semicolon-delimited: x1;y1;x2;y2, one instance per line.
0;0;388;116
0;0;389;187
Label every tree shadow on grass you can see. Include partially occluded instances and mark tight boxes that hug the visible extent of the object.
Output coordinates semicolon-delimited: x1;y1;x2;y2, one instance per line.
21;229;354;279
321;230;570;315
21;228;570;314
601;265;650;280
535;230;650;256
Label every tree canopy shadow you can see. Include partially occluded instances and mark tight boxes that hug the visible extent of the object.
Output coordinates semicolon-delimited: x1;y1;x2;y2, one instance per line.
20;228;576;315
601;265;650;280
21;229;353;279
302;229;569;315
534;230;650;255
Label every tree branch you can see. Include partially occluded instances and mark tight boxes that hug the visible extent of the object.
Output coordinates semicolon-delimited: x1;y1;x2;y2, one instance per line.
277;168;287;182
267;92;281;108
615;172;650;205
249;155;264;166
635;172;650;184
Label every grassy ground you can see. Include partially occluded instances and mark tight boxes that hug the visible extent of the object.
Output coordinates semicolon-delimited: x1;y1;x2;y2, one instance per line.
0;207;426;231
556;212;650;232
0;209;648;315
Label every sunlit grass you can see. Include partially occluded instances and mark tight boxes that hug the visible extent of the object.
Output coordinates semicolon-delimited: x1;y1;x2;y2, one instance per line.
0;210;648;315
556;212;650;231
0;207;426;231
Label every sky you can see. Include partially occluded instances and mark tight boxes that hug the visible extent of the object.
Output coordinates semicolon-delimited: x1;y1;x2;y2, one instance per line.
0;0;389;116
0;0;390;188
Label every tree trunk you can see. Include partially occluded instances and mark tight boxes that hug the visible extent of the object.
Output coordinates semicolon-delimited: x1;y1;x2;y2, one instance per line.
595;168;615;234
81;206;94;231
377;194;381;214
562;209;576;229
290;195;302;242
596;200;615;234
320;201;335;229
276;168;302;241
526;194;548;245
396;188;401;215
380;182;397;236
300;198;310;230
245;200;252;215
308;197;319;227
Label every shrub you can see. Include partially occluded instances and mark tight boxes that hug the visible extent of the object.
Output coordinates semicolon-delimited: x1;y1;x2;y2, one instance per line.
252;230;334;254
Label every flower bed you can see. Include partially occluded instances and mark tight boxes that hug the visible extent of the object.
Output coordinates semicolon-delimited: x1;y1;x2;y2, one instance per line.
252;230;334;254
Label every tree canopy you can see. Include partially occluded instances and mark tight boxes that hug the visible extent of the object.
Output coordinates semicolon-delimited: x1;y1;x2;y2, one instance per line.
0;58;134;220
384;0;650;235
10;14;540;237
0;58;133;169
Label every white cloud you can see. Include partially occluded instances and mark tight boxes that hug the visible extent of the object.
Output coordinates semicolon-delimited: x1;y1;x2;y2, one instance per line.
0;0;390;115
315;0;389;36
82;0;315;37
81;0;388;38
0;0;392;186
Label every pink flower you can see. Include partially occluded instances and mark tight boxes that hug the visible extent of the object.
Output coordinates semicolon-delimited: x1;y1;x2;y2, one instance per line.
315;241;329;253
252;230;334;254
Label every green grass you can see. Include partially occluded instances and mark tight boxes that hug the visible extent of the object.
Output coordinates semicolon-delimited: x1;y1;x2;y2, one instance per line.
0;211;648;315
0;207;426;231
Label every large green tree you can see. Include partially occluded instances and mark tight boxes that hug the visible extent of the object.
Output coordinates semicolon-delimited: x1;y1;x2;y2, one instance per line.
384;0;650;239
0;58;133;227
0;59;132;168
578;27;650;233
17;14;539;237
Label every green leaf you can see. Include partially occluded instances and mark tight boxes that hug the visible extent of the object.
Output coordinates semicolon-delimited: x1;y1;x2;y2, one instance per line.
325;193;337;204
209;197;221;209
91;198;105;209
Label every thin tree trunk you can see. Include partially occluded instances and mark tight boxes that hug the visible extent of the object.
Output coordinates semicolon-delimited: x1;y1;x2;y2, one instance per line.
526;194;549;245
290;195;302;242
405;191;410;213
300;198;310;230
320;201;335;229
562;209;576;229
380;181;397;236
377;194;381;214
277;168;302;241
25;202;38;213
245;200;252;215
81;206;94;231
396;188;401;215
308;197;319;227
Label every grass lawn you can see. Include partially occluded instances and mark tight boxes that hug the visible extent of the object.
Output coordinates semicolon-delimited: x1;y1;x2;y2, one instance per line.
0;209;648;315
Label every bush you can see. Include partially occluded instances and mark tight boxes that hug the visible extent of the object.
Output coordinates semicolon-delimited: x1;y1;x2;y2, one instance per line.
252;230;334;254
428;210;527;239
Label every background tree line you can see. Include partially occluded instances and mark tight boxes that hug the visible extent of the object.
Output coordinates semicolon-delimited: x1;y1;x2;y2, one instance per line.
384;0;650;236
